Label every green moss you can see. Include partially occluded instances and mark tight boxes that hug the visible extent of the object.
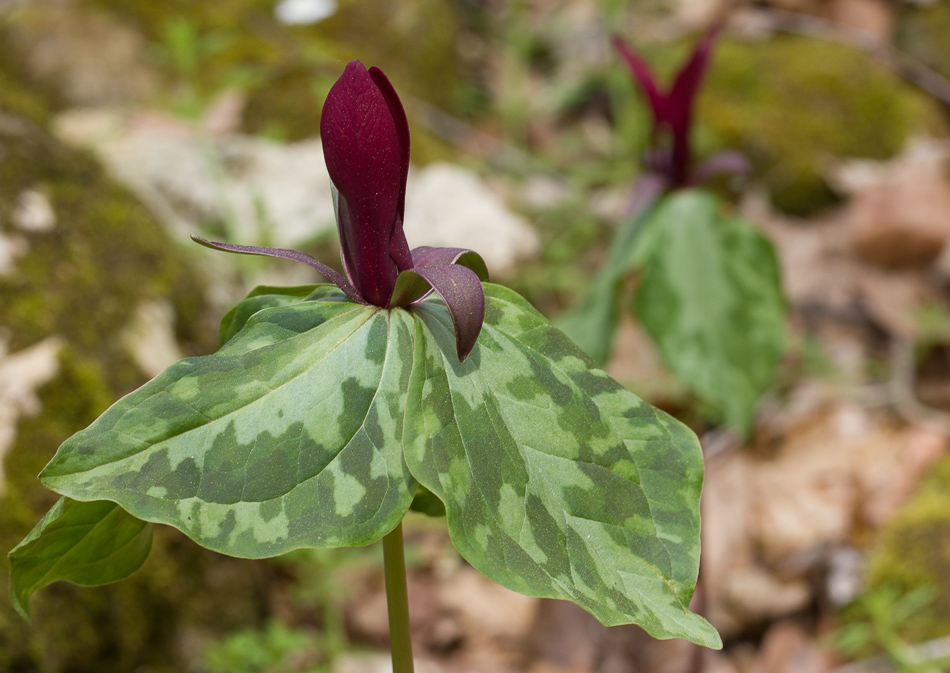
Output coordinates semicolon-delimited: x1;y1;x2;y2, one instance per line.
699;36;942;215
0;70;268;670
863;455;950;642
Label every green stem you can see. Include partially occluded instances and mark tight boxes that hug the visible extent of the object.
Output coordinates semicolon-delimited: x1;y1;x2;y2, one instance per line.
382;522;414;673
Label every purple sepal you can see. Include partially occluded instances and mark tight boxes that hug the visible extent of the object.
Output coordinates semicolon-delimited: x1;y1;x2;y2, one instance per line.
689;150;751;185
400;265;486;362
191;235;366;304
411;246;490;282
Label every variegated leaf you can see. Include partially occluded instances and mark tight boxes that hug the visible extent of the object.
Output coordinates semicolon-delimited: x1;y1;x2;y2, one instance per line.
557;205;654;366
635;191;785;434
41;293;418;557
9;497;152;620
404;284;720;647
218;284;319;346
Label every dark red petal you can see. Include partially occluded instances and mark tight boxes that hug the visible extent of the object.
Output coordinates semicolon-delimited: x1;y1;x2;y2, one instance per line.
403;265;485;362
613;36;667;124
190;235;366;304
321;60;407;306
669;25;721;119
410;246;489;281
389;213;414;273
667;25;721;183
369;67;411;227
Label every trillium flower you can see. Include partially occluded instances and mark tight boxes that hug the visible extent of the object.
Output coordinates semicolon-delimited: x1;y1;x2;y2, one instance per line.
613;26;748;189
194;60;488;361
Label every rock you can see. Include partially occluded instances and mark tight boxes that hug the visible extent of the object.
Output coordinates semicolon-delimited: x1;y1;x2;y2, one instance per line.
0;232;27;276
54;111;538;279
403;162;539;277
274;0;338;26
0;336;63;496
120;299;185;378
830;0;894;42
834;141;950;268
13;188;56;232
4;4;158;107
519;175;569;211
53;108;339;248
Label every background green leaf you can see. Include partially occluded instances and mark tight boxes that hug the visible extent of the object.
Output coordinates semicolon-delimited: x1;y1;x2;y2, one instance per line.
41;298;418;557
635;190;786;434
404;284;720;647
557;207;654;365
9;497;152;620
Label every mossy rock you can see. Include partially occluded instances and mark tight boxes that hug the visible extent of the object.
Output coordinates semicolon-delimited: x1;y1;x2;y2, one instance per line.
862;455;950;642
699;36;943;215
0;65;275;672
895;1;950;81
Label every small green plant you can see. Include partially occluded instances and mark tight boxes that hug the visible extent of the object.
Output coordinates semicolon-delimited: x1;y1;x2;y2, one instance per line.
9;61;721;672
559;28;785;435
204;620;325;673
834;585;950;673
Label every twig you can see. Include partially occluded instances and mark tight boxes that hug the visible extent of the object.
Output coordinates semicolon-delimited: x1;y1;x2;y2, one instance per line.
744;7;950;106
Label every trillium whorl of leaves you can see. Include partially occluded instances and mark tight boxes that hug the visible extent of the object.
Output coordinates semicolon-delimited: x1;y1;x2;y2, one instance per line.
10;60;720;649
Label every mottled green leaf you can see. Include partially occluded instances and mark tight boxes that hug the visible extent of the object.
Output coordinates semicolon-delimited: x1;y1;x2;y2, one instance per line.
635;190;785;434
9;497;152;620
41;290;418;557
29;281;718;646
557;207;654;365
404;284;720;647
219;285;345;346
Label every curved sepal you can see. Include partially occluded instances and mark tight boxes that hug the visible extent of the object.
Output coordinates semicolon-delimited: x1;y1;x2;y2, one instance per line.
404;284;721;648
191;235;364;304
40;301;418;557
9;498;152;621
391;265;485;362
411;246;490;282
